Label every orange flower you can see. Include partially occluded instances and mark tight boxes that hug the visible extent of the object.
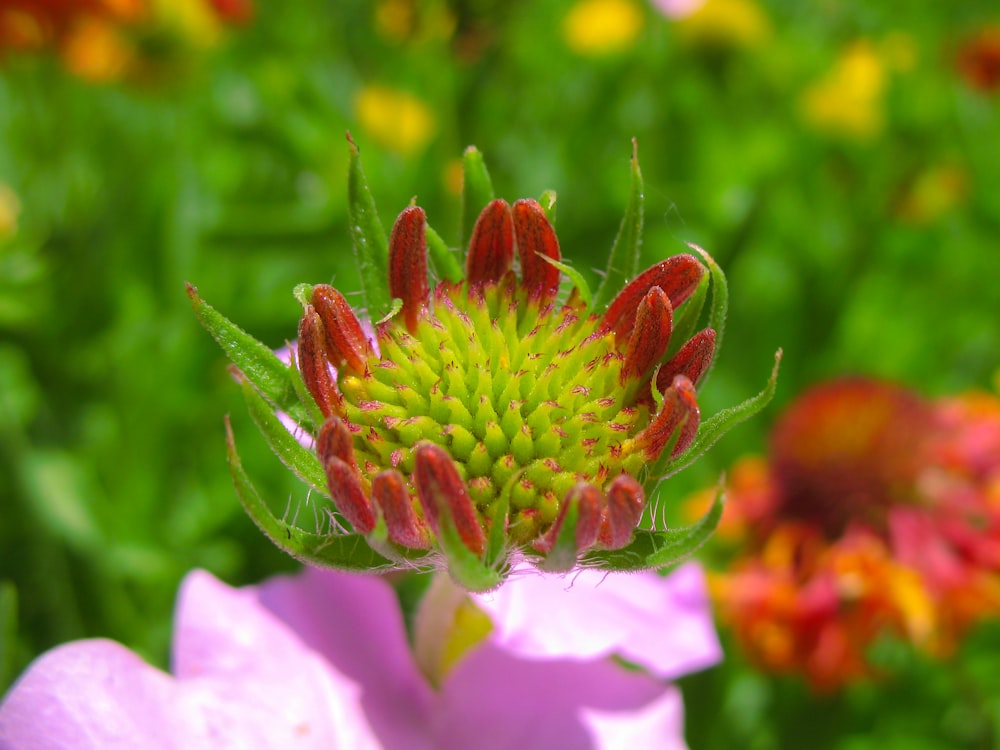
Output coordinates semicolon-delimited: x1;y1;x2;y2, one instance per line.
705;377;1000;689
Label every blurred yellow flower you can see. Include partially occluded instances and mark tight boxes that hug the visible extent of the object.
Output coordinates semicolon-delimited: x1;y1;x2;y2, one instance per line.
150;0;223;48
562;0;643;56
801;41;886;140
0;183;20;240
354;86;436;156
674;0;771;48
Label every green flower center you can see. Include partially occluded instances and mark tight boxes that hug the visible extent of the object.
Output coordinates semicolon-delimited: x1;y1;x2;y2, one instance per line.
339;281;649;543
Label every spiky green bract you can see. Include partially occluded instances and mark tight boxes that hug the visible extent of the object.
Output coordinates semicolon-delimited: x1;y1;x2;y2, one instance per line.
594;138;644;309
426;223;462;283
460;146;495;250
225;417;406;572
346;133;391;317
186;283;312;429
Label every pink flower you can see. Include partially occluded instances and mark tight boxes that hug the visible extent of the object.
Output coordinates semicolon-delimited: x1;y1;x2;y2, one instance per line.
0;564;720;749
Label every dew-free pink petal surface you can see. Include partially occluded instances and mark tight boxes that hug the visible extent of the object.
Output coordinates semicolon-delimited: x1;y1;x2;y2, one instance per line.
472;562;721;680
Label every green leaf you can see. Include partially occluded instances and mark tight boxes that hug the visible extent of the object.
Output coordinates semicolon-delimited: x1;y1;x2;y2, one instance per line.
427;223;463;283
240;380;327;498
584;483;724;571
347;133;391;316
460;146;495;251
594;139;644;309
187;283;309;424
652;349;783;480
225;416;396;571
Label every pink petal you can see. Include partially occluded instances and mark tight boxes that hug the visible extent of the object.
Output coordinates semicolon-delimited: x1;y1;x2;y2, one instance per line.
580;685;687;750
0;571;384;749
441;643;681;750
0;639;180;750
171;569;384;749
254;567;436;749
472;562;721;680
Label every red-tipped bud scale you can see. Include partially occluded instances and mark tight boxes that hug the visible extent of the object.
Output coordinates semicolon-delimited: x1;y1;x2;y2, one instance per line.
639;375;701;460
311;284;373;374
599;474;646;549
323;455;377;535
621;287;673;383
512;198;561;301
602;255;704;341
297;307;342;418
388;206;430;333
466;199;514;288
372;469;432;549
413;443;486;556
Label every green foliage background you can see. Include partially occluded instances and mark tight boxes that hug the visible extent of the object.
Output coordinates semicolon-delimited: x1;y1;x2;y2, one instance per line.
1;1;998;747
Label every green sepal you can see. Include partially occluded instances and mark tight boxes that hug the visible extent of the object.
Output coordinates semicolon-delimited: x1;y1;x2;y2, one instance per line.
460;146;495;251
653;349;783;481
542;256;593;309
225;416;396;571
584;482;724;571
239;379;327;498
436;512;504;592
595;138;644;309
347;134;391;316
538;496;582;573
187;283;309;426
427;223;463;283
688;243;728;384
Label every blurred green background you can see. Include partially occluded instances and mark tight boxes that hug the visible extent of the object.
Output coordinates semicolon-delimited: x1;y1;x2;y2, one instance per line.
1;0;998;747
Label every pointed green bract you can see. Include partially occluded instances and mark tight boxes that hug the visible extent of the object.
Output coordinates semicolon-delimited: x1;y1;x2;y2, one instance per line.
460;146;495;250
240;380;328;498
427;223;463;283
594;139;644;309
542;256;593;308
187;283;309;426
688;243;728;383
584;484;724;571
347;134;391;316
225;417;395;571
537;499;582;573
436;513;503;592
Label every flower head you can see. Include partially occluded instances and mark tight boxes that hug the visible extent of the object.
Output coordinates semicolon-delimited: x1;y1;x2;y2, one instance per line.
0;564;721;749
190;137;779;590
698;376;1000;690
